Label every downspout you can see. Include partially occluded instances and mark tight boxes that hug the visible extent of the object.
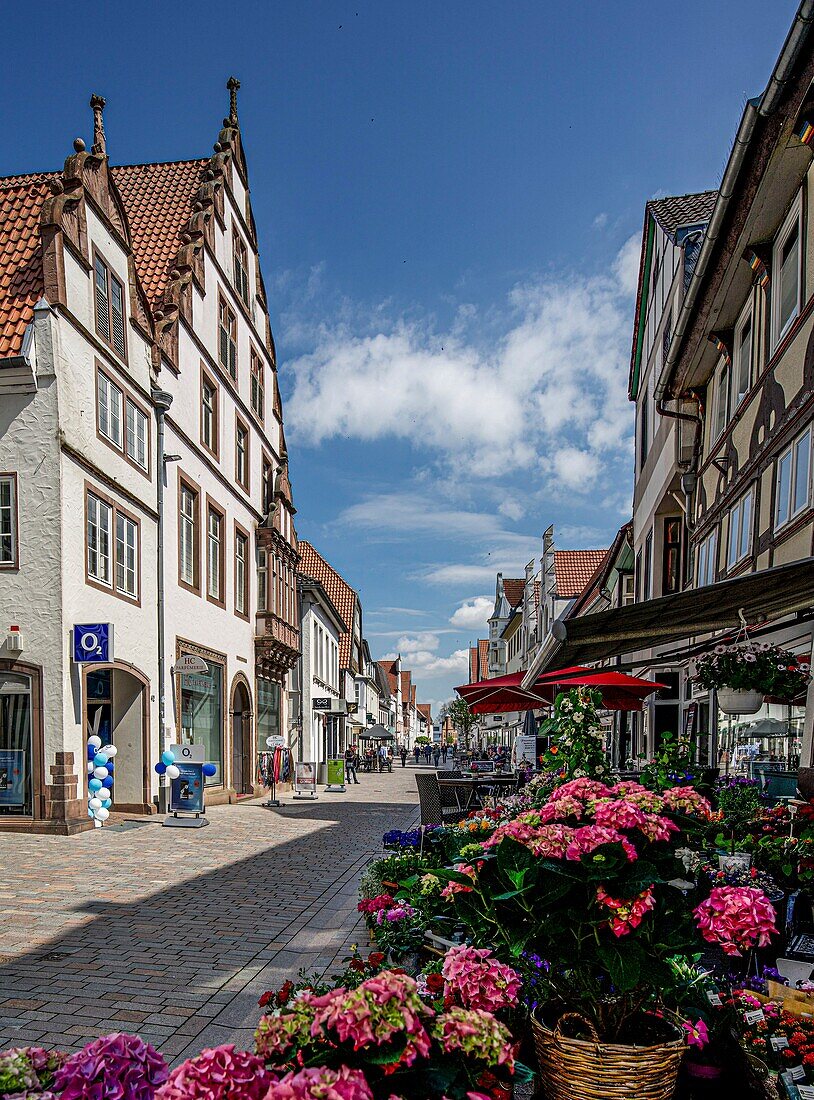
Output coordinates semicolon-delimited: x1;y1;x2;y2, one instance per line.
152;388;173;813
655;0;814;402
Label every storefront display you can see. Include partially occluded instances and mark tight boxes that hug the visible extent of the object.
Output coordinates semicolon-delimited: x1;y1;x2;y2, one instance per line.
180;658;223;786
0;672;32;815
256;676;280;746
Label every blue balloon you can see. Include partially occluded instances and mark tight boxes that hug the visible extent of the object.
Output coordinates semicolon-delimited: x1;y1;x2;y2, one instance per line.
105;760;114;772
93;752;109;767
102;799;112;809
154;762;167;775
202;762;217;777
102;776;114;789
88;778;103;792
87;746;96;761
161;750;175;766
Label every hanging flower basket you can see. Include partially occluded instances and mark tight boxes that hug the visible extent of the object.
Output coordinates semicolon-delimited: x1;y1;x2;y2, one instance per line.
716;687;764;715
531;1010;685;1100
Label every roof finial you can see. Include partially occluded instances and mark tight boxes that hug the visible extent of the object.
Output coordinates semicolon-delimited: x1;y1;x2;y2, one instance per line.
90;94;106;156
227;76;240;126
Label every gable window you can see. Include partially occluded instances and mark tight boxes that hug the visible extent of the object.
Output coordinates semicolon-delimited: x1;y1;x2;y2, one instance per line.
200;367;219;459
0;474;18;568
713;358;730;441
218;296;237;380
178;478;200;593
234;233;250;304
772;194;803;348
257;545;268;612
235;417;249;491
86;487;139;600
251;348;265;421
696;528;717;587
94;253;126;360
776;425;813;529
726;487;754;569
235;526;249;617
206;501;225;606
732;308;752;409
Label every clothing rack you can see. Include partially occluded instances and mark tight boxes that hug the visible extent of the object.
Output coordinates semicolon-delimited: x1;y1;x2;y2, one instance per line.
256;747;292;808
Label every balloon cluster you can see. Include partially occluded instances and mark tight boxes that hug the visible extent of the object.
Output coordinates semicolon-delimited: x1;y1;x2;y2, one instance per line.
86;735;116;827
154;749;217;785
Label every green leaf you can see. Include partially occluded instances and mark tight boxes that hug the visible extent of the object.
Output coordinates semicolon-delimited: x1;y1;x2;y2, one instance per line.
596;940;644;991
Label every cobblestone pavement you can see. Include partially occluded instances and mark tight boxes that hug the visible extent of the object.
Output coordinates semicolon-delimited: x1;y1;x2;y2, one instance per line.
0;764;420;1060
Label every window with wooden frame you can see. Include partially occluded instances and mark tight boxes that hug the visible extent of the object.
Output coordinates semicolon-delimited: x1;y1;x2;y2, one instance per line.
731;303;753;411
96;366;149;473
234;524;249;618
696;528;717;587
85;486;139;601
218;295;237;380
178;476;200;594
235;416;250;491
93;252;127;361
772;192;803;350
206;499;225;607
712;357;730;442
233;232;250;304
257;544;268;613
776;425;813;530
262;455;273;516
250;347;265;422
200;366;220;459
726;487;755;569
661;517;683;596
0;474;18;569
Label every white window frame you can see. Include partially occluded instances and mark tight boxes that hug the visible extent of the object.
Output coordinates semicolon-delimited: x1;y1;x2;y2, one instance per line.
696;529;717;587
97;371;123;449
257;546;268;612
731;301;753;410
115;512;138;599
125;401;148;471
179;485;197;588
0;474;18;568
87;492;112;586
207;507;223;602
726;487;755;569
776;425;813;530
712;356;730;442
235;529;248;615
771;191;803;350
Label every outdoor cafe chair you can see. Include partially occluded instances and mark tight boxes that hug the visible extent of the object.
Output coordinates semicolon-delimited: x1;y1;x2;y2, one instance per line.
415;772;468;826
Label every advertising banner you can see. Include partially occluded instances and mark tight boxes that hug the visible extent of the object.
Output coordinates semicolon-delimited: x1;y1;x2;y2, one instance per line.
514;734;537;768
326;758;345;789
169;761;204;814
0;749;25;806
295;761;317;795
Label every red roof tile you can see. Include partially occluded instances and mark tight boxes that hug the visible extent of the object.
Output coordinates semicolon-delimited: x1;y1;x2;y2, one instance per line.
298;541;357;670
553;550;608;599
417;702;433;723
478;639;489;678
0;173;55;359
377;659;399;696
502;578;525;608
112;160;207;313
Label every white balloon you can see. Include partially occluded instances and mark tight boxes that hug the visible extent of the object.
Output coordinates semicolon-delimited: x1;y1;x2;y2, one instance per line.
103;745;118;757
88;797;102;810
93;766;109;781
94;807;110;821
87;735;102;749
165;764;180;780
87;761;95;774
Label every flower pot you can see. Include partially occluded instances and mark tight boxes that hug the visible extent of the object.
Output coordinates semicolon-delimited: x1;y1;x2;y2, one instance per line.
717;850;752;873
716;688;763;715
531;1009;685;1100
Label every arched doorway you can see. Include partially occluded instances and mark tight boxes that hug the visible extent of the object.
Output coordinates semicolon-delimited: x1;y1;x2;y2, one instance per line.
231;677;253;796
83;663;150;813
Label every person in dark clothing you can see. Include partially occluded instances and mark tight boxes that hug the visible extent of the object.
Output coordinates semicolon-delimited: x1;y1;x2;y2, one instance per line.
414;745;421;764
400;746;408;767
344;747;359;784
433;746;441;767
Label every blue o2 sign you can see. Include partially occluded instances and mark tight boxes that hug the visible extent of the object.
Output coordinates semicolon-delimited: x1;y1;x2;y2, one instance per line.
72;624;113;664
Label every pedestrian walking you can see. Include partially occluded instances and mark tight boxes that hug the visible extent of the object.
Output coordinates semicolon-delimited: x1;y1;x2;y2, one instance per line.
414;744;420;765
344;746;359;784
441;745;448;763
424;744;432;764
433;746;441;768
378;745;387;772
400;746;407;768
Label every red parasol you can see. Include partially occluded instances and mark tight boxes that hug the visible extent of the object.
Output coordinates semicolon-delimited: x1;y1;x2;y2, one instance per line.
456;665;665;713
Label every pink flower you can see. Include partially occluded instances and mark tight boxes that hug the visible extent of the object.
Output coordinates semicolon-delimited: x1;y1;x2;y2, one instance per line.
565;824;638;862
264;1066;372;1100
683;1019;709;1049
661;786;712;818
596;885;656;937
694;886;777;956
432;1008;515;1069
441;945;522;1012
157;1046;272;1100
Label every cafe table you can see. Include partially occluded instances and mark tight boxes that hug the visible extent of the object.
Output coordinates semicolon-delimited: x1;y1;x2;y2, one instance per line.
437;773;518;812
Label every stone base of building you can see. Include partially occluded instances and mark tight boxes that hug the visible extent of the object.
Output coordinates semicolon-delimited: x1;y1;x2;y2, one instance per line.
0;815;95;835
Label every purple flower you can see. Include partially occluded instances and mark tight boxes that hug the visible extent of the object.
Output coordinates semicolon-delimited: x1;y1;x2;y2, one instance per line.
54;1034;169;1100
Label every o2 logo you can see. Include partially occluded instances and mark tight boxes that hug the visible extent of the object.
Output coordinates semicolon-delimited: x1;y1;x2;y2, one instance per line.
73;624;112;664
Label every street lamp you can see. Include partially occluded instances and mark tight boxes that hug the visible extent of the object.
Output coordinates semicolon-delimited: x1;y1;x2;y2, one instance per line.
152;388;174;813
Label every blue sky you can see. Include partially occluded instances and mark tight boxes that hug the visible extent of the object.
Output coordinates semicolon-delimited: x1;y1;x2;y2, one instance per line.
0;0;797;707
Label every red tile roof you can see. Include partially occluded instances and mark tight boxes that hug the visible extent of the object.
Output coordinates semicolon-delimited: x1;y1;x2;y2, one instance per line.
469;646;478;684
112;160;207;312
298;542;357;670
553;550;608;599
377;659;399;696
417;702;432;723
0;173;55;359
478;639;489;678
502;578;525;608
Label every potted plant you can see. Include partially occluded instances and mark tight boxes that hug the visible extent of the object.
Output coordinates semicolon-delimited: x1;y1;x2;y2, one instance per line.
694;642;810;715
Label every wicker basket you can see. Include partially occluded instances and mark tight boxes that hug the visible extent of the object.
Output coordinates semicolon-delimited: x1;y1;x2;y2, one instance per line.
531;1010;685;1100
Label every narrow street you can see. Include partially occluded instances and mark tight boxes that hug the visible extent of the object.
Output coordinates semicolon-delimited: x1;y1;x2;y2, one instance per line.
0;768;419;1060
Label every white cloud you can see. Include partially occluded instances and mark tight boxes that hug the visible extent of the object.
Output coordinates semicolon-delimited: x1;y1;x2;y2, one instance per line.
593;212;609;230
284;237;637;487
384;644;470;678
498;497;525;521
449;596;493;630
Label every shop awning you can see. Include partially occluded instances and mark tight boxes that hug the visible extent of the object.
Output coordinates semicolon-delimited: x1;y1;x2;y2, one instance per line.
523;557;814;687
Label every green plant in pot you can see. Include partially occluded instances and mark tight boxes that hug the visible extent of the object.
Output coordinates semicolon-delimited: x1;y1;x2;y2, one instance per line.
713;777;763;861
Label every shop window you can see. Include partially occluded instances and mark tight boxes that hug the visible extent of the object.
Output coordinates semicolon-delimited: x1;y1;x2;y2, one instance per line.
772;193;803;349
179;657;223;786
94;253;127;361
233;232;250;304
256;677;281;748
235;417;249;491
726;488;754;569
696;528;717;587
0;474;18;568
235;526;249;617
206;502;225;606
178;478;200;593
218;296;237;380
86;488;139;600
776;425;812;529
0;672;33;816
661;517;683;595
200;367;219;459
251;348;264;421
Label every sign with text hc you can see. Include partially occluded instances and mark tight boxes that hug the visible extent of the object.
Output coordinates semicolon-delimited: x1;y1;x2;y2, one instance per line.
72;624;113;664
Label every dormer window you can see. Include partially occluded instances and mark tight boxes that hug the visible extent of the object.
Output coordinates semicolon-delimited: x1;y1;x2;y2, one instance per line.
234;233;250;305
94;252;127;361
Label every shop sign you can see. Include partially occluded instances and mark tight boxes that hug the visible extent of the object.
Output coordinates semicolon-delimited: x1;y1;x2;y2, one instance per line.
174;655;209;675
169;761;205;814
72;624;113;663
0;749;25;806
514;734;537;767
313;698;331;711
295;761;317;794
265;735;286;748
326;758;345;788
170;743;205;763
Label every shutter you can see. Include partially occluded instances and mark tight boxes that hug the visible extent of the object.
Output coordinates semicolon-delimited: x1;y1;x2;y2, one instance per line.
229;338;237;379
94;259;110;342
111;277;125;358
220;323;229;370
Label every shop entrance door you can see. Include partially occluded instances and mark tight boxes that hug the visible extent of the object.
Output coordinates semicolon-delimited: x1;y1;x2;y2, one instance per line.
0;672;33;817
232;683;252;795
85;667;148;812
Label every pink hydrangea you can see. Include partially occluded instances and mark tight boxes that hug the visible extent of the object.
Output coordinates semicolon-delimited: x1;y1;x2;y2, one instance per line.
596;885;656;937
432;1007;514;1069
694;886;777;956
157;1046;272;1100
255;999;320;1061
441;945;522;1012
565;824;638;862
554;778;612;802
607;782;663;812
593;798;650;832
661;786;712;818
264;1066;372;1100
